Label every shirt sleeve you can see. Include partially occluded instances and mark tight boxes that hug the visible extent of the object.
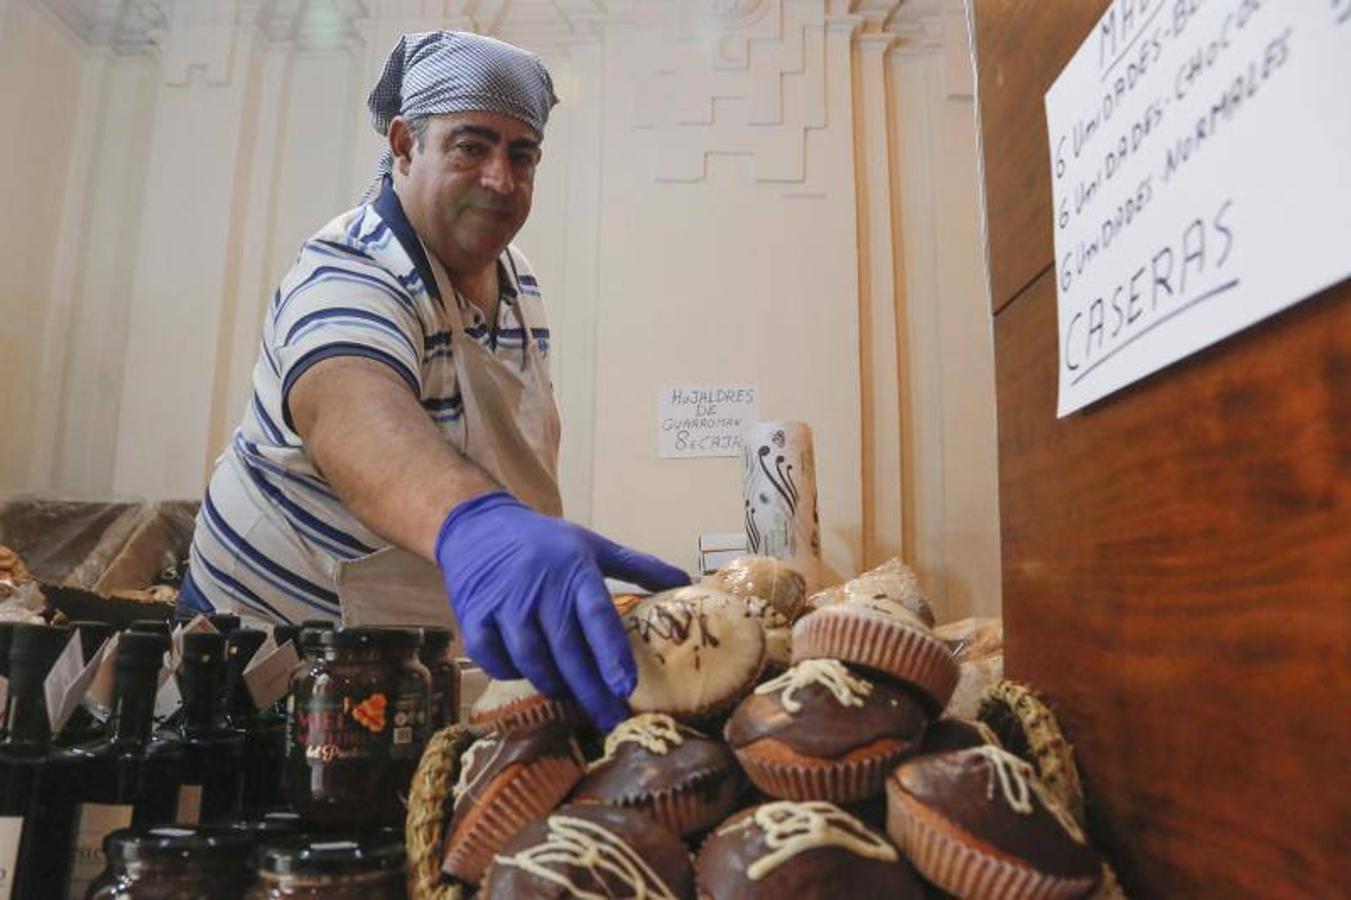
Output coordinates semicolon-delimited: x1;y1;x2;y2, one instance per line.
270;242;425;431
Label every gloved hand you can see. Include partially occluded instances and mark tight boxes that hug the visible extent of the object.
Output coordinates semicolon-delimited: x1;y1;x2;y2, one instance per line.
436;491;690;730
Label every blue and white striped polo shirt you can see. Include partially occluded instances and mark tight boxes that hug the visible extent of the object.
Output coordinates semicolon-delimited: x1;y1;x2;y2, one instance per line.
186;176;550;624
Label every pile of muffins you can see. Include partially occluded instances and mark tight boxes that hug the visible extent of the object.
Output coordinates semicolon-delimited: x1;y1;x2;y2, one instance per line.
412;557;1108;899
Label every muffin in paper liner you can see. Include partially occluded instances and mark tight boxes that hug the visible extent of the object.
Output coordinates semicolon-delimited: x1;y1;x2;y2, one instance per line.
441;753;584;884
596;768;740;836
468;679;576;734
733;737;912;804
571;712;745;838
792;603;959;712
887;789;1098;900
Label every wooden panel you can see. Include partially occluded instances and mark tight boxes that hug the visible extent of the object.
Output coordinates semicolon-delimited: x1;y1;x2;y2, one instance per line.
972;0;1109;310
994;269;1351;898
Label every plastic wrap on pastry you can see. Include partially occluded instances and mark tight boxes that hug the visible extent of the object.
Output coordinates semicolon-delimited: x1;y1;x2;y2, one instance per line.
805;558;934;627
710;555;809;622
935;617;1003;720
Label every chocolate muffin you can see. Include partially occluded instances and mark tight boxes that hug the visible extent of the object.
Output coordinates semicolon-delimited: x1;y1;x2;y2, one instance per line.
441;719;586;884
886;746;1102;900
725;658;927;803
792;594;958;713
572;713;744;837
483;802;695;899
696;800;925;899
624;586;766;724
470;678;578;733
917;717;1001;756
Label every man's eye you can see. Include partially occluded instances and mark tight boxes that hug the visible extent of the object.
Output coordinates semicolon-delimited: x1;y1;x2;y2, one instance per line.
510;151;539;168
454;141;488;158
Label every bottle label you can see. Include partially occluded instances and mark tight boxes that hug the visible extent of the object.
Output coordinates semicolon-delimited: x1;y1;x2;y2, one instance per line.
0;815;22;900
68;802;132;900
176;784;203;825
290;685;427;762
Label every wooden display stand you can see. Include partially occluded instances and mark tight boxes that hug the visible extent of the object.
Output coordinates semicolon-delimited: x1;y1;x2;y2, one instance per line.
971;2;1349;896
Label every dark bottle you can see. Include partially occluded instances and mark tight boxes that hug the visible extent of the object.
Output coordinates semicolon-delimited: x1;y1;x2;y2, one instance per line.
0;623;78;898
226;629;287;813
40;631;183;899
419;627;459;731
273;625;299;649
0;621;16;742
128;620;172;637
54;620;116;748
208;613;241;634
168;632;244;825
86;824;257;899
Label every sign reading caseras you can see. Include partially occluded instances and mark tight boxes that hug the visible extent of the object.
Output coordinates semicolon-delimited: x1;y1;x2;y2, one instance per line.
1045;0;1351;417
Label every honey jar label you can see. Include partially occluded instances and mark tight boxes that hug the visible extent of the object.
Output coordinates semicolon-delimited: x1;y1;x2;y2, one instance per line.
0;815;21;900
290;688;427;761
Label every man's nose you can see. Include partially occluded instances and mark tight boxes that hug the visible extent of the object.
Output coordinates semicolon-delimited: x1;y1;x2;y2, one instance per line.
479;149;515;194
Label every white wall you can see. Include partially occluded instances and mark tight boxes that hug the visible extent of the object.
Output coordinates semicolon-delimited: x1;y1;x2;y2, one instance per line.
0;0;84;491
6;0;1002;619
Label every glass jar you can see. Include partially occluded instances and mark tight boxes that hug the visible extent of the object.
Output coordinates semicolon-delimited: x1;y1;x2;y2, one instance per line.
86;825;256;899
234;810;304;840
285;628;429;828
418;627;459;731
246;833;407;900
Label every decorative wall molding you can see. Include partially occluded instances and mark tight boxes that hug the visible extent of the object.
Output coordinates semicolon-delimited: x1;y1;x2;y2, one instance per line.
629;0;828;186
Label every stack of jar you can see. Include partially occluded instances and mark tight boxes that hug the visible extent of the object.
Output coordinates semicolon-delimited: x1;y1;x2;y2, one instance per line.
0;617;459;899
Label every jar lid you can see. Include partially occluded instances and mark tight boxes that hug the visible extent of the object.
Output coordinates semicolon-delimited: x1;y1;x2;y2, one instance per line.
235;810;303;837
105;825;256;864
128;619;172;636
300;626;424;652
419;627;452;657
256;832;406;876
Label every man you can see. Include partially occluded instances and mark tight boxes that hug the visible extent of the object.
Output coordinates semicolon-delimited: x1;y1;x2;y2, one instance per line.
179;31;688;729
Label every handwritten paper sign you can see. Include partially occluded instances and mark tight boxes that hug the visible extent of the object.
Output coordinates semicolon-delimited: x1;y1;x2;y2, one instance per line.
658;385;759;459
1045;0;1351;416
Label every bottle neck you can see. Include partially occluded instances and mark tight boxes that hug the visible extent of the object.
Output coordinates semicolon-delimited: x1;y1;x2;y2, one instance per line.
109;664;160;744
178;658;227;734
3;666;52;746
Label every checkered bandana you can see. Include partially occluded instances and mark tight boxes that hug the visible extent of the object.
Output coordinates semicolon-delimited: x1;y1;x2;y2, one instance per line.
362;30;558;200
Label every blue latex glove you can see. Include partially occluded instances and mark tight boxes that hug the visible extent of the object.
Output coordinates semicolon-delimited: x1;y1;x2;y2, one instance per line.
436;491;690;730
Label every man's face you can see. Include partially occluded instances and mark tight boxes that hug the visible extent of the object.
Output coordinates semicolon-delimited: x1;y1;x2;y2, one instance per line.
392;111;541;274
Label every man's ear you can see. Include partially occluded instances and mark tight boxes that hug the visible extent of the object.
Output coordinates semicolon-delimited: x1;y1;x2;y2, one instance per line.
388;116;416;176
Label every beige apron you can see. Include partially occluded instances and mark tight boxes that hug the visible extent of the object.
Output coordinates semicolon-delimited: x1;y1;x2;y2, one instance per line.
336;250;563;643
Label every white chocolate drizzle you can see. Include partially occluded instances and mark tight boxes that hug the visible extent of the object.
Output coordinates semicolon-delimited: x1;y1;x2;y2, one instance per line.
754;658;872;713
491;814;678;899
973;745;1087;844
453;734;502;805
716;801;897;881
589;713;686;771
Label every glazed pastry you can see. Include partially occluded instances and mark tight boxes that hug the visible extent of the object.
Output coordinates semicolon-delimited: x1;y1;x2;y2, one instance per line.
469;678;577;734
792;592;958;713
483;802;695;899
977;680;1086;826
886;745;1102;900
725;658;927;803
441;719;586;884
624;585;765;723
572;713;743;837
710;555;809;622
744;595;792;676
695;800;924;899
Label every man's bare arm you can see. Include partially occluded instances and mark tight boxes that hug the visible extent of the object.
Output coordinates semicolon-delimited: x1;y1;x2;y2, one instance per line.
288;356;498;562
